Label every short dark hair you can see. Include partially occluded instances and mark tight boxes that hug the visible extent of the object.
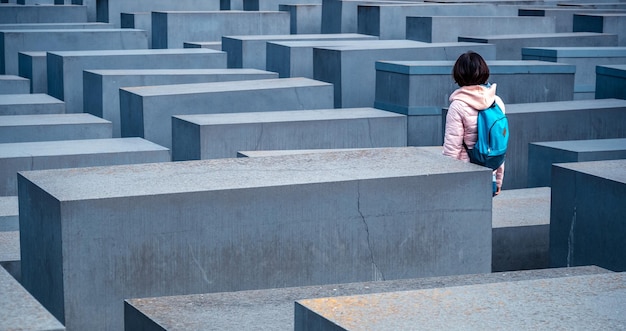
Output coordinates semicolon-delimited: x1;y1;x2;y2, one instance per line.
452;51;490;87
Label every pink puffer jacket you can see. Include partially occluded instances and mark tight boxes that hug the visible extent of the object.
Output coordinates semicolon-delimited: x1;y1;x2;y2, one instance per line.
442;84;505;188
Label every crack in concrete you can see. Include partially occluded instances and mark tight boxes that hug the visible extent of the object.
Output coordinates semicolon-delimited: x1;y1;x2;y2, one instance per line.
189;243;213;287
357;182;384;281
567;206;576;267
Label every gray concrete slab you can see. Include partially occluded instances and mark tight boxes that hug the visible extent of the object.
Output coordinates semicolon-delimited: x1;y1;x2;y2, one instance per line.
0;74;29;94
519;7;626;32
0;28;149;75
83;68;277;137
19;147;492;330
279;4;322;34
596;64;626;99
152;11;290;49
295;272;626;330
70;0;95;21
504;98;626;189
171;107;407;160
183;41;222;50
244;0;320;11
574;13;626;45
459;32;619;60
0;230;19;281
47;48;227;113
528;138;626;188
0;4;87;24
120;12;152;48
492;187;550;272
0;137;169;196
93;0;220;27
0;93;65;115
124;266;609;330
0;196;17;232
223;33;377;70
120;77;335;150
18;51;46;93
0;113;112;143
312;40;496;108
0;22;112;30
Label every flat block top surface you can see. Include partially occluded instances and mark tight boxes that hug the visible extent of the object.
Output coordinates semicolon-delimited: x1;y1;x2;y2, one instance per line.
49;48;222;58
0;75;28;81
376;60;575;74
297;272;626;330
126;266;609;331
223;33;375;41
522;46;626;58
19;147;486;201
531;138;626;152
122;77;331;96
0;94;62;105
0;231;19;262
0;28;143;34
319;41;479;51
174;108;404;125
492;187;550;227
597;64;626;77
0;196;18;218
554;159;626;184
0;113;110;126
505;98;626;114
85;68;272;77
459;32;614;41
1;138;167;158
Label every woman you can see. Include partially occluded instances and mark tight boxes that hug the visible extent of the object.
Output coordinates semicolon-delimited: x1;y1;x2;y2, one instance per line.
443;51;505;196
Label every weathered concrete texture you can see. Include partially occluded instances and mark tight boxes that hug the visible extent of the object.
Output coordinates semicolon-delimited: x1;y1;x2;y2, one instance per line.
0;22;112;30
120;77;335;150
18;51;46;93
312;40;496;108
152;11;290;49
222;33;377;70
0;263;65;331
295;272;626;330
93;0;220;27
458;32;618;60
357;3;519;39
503;98;626;189
492;187;550;272
70;0;96;21
171;108;407;160
0;138;170;196
0;28;148;75
528;138;626;188
0;4;87;24
83;68;277;137
0;113;112;143
550;159;626;272
0;196;18;232
124;266;609;330
596;64;626;99
279;4;322;34
120;12;152;48
523;47;626;99
47;48;227;114
406;16;556;43
0;93;65;116
574;13;626;46
0;74;29;94
0;230;19;281
19;147;492;330
518;7;626;33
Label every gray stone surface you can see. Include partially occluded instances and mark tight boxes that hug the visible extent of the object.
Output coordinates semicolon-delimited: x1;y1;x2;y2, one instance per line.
19;147;492;330
93;0;220;27
0;22;112;30
183;41;222;50
0;263;65;331
120;12;152;48
152;11;290;49
458;32;619;60
550;159;626;272
596;64;626;99
0;4;87;24
295;272;626;330
279;4;322;34
0;230;19;279
492;187;550;272
574;13;626;46
0;196;18;232
0;28;149;75
312;40;496;108
83;68;277;137
519;7;626;33
528;138;626;188
0;74;29;94
18;51;46;93
0;138;169;196
120;77;335;150
47;48;227;113
244;0;320;11
171;107;407;160
125;266;609;330
503;98;626;189
70;0;96;21
0;113;112;143
0;93;65;116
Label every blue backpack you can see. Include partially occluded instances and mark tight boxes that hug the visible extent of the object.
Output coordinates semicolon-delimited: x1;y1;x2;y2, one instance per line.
463;102;509;170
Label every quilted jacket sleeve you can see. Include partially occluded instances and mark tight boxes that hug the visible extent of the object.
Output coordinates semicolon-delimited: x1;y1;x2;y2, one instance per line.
442;101;466;160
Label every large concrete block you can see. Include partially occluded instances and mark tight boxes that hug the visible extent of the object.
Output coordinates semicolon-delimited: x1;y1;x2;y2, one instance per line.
596;64;626;99
244;0;320;11
0;265;65;331
19;147;492;330
312;40;496;108
125;266;608;330
18;51;46;93
375;60;575;146
528;138;626;188
550;159;626;271
93;0;220;27
83;68;277;137
294;272;626;330
504;99;626;189
171;107;407;160
120;12;152;48
522;47;626;99
574;13;626;45
0;4;87;24
519;7;626;33
0;196;17;232
120;77;335;149
0;113;112;144
458;32;619;60
70;0;96;21
0;28;149;75
279;4;322;34
0;74;29;94
47;48;227;114
357;3;519;39
406;16;555;43
222;33;376;69
0;138;169;196
152;11;290;49
0;22;112;30
0;231;20;281
0;93;65;116
183;41;222;50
